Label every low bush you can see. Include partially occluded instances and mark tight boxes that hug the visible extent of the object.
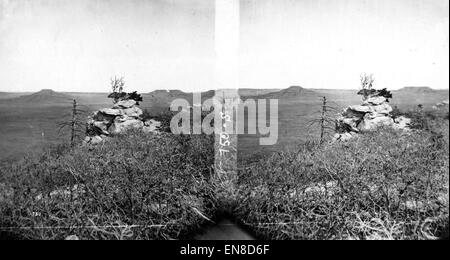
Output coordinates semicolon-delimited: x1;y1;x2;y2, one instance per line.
0;130;216;240
142;109;174;133
235;120;449;240
1;108;448;240
396;108;449;131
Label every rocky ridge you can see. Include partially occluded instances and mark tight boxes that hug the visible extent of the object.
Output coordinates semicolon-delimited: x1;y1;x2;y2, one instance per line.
84;99;161;145
333;90;411;142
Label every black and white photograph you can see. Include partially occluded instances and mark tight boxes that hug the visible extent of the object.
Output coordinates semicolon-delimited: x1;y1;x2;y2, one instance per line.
0;0;448;245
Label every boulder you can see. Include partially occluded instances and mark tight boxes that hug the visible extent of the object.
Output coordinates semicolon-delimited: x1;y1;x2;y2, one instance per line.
113;99;137;109
343;107;368;119
122;106;143;118
348;105;372;113
114;115;133;123
110;119;144;134
99;108;123;116
371;103;393;115
93;121;109;135
394;116;411;130
358;115;394;131
342;117;356;125
93;111;116;121
341;118;360;132
143;119;162;133
364;96;387;105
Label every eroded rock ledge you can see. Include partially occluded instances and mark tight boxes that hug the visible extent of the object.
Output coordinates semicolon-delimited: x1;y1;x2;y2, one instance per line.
333;90;411;142
84;99;161;145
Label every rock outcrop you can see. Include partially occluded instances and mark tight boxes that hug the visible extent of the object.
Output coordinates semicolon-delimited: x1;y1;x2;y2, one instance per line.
333;89;411;142
432;100;449;111
84;99;161;145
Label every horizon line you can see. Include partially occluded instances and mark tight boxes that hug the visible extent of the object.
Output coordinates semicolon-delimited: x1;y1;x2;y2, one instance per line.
1;86;449;94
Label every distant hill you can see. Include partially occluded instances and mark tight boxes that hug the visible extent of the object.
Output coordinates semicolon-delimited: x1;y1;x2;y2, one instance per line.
2;89;74;105
142;90;192;109
250;86;320;100
2;86;445;110
143;88;284;109
0;92;32;100
146;89;191;100
396;86;436;94
238;88;280;97
392;87;449;109
141;86;325;111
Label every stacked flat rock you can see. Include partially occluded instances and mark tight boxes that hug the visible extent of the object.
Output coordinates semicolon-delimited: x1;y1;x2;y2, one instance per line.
84;99;161;145
333;92;411;142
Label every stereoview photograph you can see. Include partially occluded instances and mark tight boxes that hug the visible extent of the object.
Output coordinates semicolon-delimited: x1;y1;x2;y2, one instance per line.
0;0;448;243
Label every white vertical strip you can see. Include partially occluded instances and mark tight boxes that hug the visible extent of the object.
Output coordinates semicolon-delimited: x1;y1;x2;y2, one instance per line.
214;0;240;201
215;0;240;91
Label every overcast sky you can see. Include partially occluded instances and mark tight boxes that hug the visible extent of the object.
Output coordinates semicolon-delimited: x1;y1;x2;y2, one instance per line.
0;0;215;92
240;0;449;90
0;0;448;92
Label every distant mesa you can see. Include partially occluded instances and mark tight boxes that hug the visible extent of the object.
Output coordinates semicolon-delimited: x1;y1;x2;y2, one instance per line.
5;89;73;104
145;89;219;105
238;88;280;97
254;85;318;99
396;86;435;93
145;86;317;101
281;86;304;95
143;89;190;108
38;89;55;93
34;89;67;96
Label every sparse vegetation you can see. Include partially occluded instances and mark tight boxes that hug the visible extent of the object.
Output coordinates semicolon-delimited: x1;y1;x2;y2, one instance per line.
57;99;86;146
142;109;175;133
234;110;449;240
107;76;143;104
0;86;448;240
394;106;449;131
0;130;216;240
108;76;125;103
306;96;338;143
358;73;375;100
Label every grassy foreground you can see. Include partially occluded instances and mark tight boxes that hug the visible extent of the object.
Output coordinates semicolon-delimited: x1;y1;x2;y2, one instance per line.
235;116;449;240
0;131;216;240
0;110;448;240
